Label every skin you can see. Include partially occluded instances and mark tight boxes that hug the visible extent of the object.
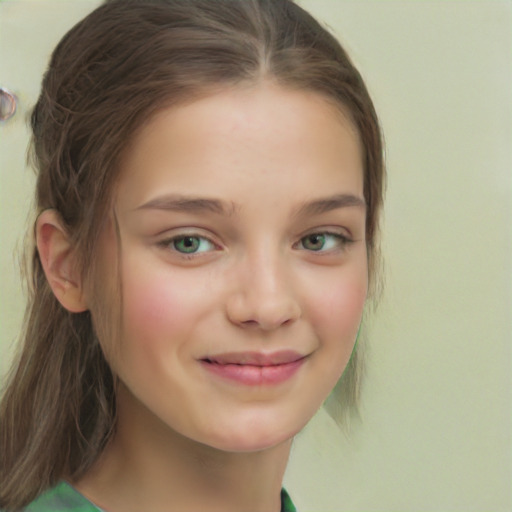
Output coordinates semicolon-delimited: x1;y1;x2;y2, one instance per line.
38;82;367;512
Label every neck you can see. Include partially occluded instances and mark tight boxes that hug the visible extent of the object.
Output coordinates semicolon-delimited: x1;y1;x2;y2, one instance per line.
75;385;291;512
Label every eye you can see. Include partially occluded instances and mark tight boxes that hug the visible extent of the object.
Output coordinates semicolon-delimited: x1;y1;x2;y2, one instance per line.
298;232;350;252
164;235;217;254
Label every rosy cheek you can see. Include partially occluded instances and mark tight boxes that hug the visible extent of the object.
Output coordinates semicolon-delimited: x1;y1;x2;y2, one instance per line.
313;276;366;341
122;271;184;344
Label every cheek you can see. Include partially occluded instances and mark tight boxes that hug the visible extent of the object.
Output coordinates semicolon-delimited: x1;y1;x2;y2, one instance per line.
127;279;179;327
119;258;216;353
122;269;186;341
309;266;367;347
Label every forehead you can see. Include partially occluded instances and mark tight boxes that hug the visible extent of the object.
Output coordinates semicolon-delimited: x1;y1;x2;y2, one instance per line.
115;83;363;213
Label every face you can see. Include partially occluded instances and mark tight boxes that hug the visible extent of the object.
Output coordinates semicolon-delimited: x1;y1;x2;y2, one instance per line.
101;83;367;453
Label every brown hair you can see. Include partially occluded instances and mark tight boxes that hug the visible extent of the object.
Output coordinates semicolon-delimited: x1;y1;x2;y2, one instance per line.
0;0;385;508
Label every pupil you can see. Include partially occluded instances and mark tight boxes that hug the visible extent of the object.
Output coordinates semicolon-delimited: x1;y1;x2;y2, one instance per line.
176;236;198;252
307;234;324;250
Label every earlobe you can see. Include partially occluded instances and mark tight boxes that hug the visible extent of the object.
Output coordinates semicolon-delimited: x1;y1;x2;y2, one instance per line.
36;209;88;313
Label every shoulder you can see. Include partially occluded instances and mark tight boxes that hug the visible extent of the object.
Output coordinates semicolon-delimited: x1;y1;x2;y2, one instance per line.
281;488;298;512
16;483;294;512
22;482;100;512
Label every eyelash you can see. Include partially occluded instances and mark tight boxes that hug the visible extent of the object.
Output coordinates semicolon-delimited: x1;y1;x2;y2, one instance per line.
294;231;353;253
158;230;353;257
158;234;218;257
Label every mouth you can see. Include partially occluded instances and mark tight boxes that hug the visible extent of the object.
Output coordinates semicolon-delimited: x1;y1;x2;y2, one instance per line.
199;351;307;386
201;350;305;366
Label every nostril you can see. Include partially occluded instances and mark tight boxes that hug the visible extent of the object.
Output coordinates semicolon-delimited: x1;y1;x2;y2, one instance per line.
225;286;301;330
240;319;260;328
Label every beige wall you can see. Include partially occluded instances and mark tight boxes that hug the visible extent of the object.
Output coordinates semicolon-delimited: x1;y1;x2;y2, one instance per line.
1;1;511;510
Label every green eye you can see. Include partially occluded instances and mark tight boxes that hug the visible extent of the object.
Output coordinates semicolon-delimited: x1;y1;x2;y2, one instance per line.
173;236;200;253
302;233;327;251
171;236;215;254
299;232;349;252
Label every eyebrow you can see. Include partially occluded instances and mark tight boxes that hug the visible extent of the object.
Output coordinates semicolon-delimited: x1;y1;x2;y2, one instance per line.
294;194;366;217
134;193;365;216
134;194;235;215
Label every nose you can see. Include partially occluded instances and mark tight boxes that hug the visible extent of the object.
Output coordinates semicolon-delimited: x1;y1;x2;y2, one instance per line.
225;251;301;331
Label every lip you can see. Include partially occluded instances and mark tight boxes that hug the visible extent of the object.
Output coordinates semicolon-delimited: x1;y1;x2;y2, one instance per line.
199;350;306;386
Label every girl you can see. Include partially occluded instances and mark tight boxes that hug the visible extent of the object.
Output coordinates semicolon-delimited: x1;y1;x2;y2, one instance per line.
0;0;384;510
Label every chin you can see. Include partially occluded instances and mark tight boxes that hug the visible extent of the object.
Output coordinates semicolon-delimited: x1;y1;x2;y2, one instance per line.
202;415;306;454
210;434;292;454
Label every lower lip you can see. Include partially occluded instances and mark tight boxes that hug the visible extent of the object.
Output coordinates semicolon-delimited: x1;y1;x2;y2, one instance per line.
200;358;305;386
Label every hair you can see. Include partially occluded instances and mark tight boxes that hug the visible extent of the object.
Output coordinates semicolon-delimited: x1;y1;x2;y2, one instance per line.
0;0;385;508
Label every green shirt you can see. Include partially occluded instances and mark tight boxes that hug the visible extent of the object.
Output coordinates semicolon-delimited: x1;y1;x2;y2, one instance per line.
22;482;297;512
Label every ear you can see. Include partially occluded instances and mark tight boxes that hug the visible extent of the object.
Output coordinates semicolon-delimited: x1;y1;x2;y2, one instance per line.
36;209;88;313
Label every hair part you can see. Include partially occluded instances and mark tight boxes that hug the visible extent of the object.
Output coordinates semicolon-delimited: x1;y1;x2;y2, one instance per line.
0;0;385;508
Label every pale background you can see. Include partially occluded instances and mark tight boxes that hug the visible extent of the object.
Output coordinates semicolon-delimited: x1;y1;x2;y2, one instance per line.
1;1;510;511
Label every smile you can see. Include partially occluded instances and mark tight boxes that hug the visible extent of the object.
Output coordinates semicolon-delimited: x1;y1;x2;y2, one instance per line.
199;351;307;386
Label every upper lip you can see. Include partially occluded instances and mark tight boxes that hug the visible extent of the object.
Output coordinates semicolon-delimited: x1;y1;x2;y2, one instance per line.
201;350;305;366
